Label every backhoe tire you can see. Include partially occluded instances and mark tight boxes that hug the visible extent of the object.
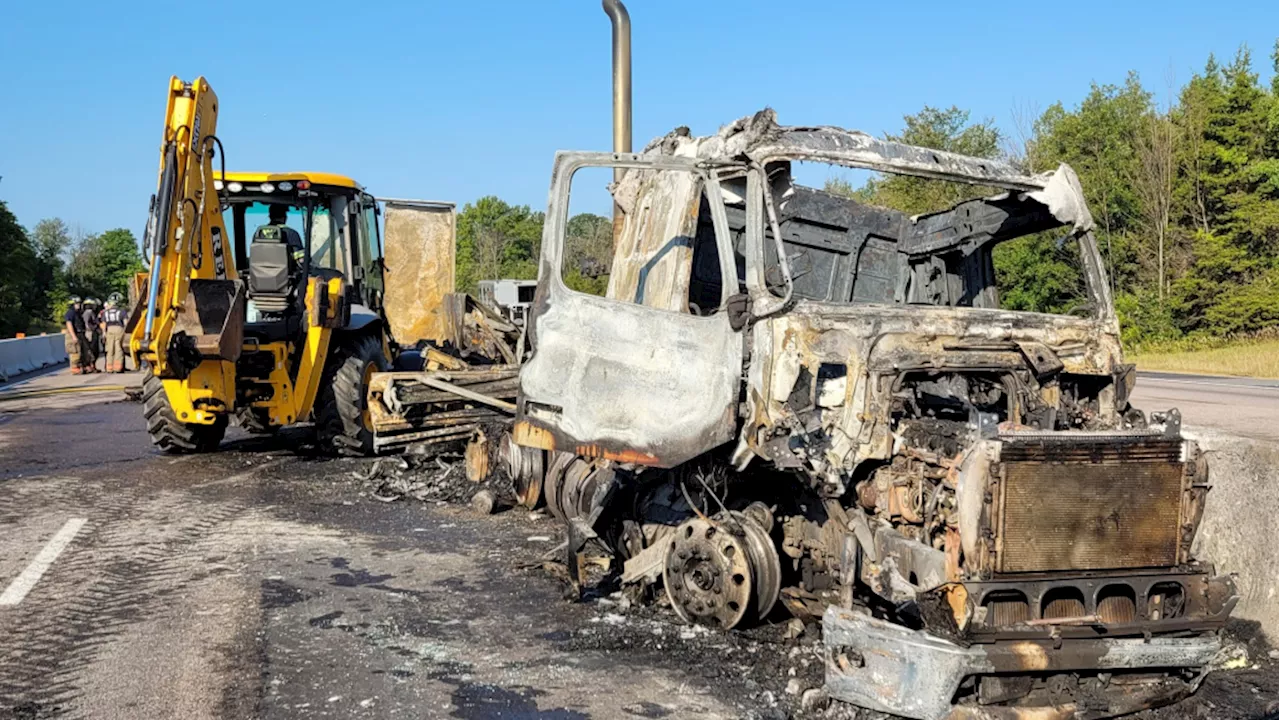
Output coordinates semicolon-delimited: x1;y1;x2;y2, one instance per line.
141;374;227;453
314;334;387;456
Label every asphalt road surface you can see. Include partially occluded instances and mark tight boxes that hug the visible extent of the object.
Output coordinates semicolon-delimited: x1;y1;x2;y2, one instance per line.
0;371;1275;720
1131;371;1279;442
0;390;829;720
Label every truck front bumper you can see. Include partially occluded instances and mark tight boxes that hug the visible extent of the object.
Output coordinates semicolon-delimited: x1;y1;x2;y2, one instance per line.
823;607;1220;720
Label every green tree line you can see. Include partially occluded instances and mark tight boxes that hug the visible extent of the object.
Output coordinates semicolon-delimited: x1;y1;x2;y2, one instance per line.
0;207;143;336
831;46;1278;345
453;195;612;296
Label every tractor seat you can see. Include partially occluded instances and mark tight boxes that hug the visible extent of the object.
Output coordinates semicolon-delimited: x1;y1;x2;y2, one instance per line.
248;225;297;313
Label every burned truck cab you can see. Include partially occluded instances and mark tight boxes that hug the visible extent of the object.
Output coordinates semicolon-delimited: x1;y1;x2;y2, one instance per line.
513;110;1236;719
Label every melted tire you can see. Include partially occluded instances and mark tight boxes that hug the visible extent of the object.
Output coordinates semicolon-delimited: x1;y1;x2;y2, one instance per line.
140;374;227;453
314;334;387;456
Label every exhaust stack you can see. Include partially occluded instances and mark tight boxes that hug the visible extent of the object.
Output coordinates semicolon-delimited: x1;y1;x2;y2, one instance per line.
602;0;631;237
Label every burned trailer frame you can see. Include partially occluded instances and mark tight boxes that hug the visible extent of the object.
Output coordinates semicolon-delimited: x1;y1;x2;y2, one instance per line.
513;111;1236;719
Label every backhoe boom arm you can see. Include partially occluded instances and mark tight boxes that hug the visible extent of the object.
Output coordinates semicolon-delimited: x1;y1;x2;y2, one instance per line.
131;76;235;377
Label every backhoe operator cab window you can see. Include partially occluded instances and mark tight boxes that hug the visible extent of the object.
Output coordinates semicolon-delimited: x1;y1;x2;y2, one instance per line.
222;193;353;280
356;194;383;298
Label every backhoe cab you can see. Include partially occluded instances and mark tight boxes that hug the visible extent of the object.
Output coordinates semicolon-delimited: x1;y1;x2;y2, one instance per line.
216;172;390;441
130;77;392;454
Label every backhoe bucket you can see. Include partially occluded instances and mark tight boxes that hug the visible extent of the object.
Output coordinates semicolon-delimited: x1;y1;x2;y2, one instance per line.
174;279;246;362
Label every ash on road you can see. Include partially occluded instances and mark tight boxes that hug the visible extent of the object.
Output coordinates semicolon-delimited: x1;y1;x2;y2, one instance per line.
0;399;823;720
0;386;1274;720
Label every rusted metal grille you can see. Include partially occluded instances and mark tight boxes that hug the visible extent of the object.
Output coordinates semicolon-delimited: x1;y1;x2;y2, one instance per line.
982;592;1030;626
997;438;1184;573
1097;593;1137;623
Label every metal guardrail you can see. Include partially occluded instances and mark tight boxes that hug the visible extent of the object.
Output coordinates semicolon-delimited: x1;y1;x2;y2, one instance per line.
0;334;68;382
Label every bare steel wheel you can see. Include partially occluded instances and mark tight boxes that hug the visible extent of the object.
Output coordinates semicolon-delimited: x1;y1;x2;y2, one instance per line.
733;510;781;621
542;452;575;520
663;517;753;629
502;433;545;509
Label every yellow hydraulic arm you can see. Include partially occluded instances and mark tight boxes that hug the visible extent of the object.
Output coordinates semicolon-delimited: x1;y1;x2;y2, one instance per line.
132;76;233;366
129;77;241;423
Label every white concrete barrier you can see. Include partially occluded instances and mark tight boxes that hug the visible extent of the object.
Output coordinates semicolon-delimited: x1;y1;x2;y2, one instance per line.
1190;427;1280;646
0;334;68;381
41;333;64;366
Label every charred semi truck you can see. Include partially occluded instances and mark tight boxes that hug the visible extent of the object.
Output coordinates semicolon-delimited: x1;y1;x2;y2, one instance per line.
508;111;1236;719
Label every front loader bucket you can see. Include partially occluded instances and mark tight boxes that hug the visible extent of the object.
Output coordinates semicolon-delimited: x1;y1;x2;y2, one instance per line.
173;279;246;362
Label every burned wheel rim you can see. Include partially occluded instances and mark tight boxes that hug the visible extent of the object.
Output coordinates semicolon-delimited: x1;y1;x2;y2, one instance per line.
513;448;544;509
733;511;781;620
502;433;546;510
663;518;752;630
558;459;595;521
543;452;575;521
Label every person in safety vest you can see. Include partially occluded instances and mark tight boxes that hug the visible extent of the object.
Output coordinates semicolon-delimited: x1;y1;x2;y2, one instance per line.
102;293;128;373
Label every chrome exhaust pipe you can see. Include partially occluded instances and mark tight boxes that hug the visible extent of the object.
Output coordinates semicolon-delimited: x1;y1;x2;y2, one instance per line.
602;0;631;237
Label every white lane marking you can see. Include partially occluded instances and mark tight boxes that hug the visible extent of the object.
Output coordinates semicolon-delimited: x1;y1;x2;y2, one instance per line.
1141;376;1280;392
0;518;88;606
1141;371;1280;389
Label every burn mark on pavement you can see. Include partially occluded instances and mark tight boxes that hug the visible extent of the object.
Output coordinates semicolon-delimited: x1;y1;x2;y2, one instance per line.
449;682;590;720
308;611;345;629
260;578;309;609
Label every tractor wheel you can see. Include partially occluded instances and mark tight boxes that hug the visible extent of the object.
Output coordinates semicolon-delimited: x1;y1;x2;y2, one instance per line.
314;334;387;456
141;374;227;453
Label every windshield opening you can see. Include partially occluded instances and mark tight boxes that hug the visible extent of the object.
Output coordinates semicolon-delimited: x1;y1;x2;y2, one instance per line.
716;160;1095;316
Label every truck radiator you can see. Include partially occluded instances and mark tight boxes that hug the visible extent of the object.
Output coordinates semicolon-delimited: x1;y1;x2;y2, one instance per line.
995;436;1185;573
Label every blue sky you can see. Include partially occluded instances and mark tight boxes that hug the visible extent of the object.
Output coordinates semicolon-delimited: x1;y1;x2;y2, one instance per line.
1;0;1275;240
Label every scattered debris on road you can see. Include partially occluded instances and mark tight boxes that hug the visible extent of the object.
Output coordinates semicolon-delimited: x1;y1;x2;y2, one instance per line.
356;451;517;510
367;294;523;454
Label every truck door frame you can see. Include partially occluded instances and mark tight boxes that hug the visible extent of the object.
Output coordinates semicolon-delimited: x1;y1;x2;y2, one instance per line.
514;151;747;468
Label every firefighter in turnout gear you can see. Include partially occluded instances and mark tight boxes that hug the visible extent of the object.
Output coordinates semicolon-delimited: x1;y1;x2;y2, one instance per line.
81;298;102;372
64;296;89;374
256;204;306;268
102;294;128;373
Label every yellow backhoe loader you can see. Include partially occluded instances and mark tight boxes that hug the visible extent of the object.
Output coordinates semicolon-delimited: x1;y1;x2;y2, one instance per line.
129;77;395;454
